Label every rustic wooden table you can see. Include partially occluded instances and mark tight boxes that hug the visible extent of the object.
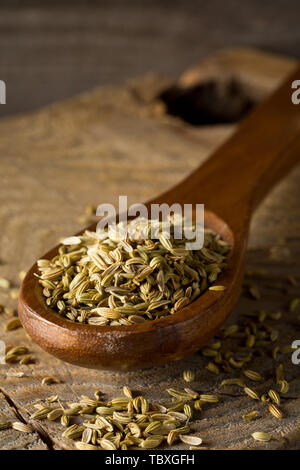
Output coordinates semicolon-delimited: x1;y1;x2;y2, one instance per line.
0;46;300;450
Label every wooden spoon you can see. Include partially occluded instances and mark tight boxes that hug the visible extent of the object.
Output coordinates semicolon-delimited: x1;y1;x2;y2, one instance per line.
19;65;300;370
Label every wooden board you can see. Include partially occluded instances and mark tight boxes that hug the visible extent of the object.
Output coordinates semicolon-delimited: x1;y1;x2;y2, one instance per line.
0;47;299;450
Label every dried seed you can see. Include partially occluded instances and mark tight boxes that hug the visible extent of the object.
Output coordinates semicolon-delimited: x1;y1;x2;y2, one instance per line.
19;354;33;365
243;370;263;382
229;357;244;368
5;318;22;331
272;346;280;360
268;311;282;321
151;403;168;413
111;397;132;407
5;353;18;363
199;394;219;403
0;421;11;430
30;407;52;420
251;432;271;442
183;404;192;420
6;346;28;357
244;387;260;400
167;411;187;422
189;446;209;450
62;424;85;440
268;404;283;419
144;421;161;434
202;348;218;357
46;395;59;403
268;389;280;405
278;380;289;394
123;386;133;398
289;298;300;312
41;376;58;385
96;406;114;416
270;329;279;342
81;427;93;444
223;324;239;337
12;422;32;433
75;442;98;450
242;411;258;420
167;401;185;412
5;307;17;316
140;436;164;449
246;334;255;348
0;278;10;289
194;400;203;411
184;388;199;399
249;286;261;300
179;435;202;445
19;271;27;281
280;345;297;354
205;362;219;374
261;394;270;403
61;415;70;427
166;388;195;401
167;429;179;446
47;409;64;421
127;422;142;438
99;438;117;450
6;371;25;378
37;217;229;325
220;378;245;387
10;289;19;300
183;370;195;382
61;236;82;246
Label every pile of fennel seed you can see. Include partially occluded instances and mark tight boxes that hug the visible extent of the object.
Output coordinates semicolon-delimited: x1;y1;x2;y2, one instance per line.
36;217;229;325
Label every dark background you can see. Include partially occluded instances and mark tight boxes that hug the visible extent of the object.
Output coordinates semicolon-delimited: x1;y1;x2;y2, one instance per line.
0;0;299;117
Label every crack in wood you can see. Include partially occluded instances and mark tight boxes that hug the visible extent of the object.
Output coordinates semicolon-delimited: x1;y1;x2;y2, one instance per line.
0;386;54;450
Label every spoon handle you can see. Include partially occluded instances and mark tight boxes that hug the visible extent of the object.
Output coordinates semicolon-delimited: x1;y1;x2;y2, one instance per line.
155;64;300;230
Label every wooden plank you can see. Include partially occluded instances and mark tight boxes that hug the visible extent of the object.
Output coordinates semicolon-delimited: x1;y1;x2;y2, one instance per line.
1;1;300;118
0;47;299;449
180;47;297;100
0;390;48;450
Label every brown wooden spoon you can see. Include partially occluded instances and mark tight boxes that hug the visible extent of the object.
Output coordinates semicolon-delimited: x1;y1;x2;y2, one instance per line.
19;65;300;371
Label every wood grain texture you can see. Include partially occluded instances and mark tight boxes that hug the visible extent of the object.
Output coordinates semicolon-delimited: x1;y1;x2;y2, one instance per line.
0;47;300;449
0;390;48;450
1;0;300;118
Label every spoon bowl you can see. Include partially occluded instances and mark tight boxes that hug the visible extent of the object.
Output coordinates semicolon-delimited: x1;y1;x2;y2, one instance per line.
19;210;241;370
18;65;300;370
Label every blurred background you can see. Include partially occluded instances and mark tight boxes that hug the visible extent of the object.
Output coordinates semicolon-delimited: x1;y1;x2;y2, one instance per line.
0;0;300;118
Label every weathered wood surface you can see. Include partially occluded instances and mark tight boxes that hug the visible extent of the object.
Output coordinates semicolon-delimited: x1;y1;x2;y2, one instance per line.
1;0;300;119
0;48;299;450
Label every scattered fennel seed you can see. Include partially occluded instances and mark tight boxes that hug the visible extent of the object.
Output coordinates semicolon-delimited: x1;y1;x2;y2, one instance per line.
289;298;300;312
0;278;10;289
268;404;283;419
183;370;195;382
29;388;204;450
251;432;271;442
5;318;22;331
